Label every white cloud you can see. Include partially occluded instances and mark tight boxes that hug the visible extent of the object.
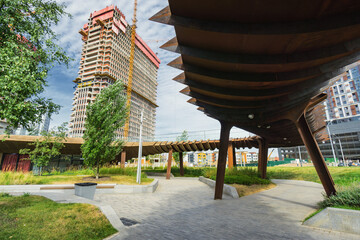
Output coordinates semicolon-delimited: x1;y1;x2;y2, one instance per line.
45;0;251;142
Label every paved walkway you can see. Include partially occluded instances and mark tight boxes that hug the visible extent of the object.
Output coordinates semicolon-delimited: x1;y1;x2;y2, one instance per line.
101;178;358;240
3;178;358;239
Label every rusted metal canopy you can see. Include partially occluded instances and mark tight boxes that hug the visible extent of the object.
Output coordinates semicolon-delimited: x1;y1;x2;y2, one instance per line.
150;0;360;147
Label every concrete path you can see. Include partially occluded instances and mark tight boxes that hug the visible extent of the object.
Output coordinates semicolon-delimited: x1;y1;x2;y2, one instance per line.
98;178;357;240
3;178;358;239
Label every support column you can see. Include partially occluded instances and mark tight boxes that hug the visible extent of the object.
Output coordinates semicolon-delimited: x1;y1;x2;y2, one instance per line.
214;121;232;200
179;152;184;176
166;149;173;180
257;138;268;179
0;153;3;170
296;114;336;196
120;151;126;168
227;142;234;169
233;145;237;168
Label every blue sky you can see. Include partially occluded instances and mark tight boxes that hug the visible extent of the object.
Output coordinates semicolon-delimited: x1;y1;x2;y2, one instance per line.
45;0;251;141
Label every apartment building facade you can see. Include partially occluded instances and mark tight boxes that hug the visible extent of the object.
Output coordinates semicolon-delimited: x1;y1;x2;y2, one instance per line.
279;62;360;161
69;5;160;141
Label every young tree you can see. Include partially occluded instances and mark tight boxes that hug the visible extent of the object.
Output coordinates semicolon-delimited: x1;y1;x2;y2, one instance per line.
0;0;71;132
173;130;189;163
19;122;68;175
81;81;128;179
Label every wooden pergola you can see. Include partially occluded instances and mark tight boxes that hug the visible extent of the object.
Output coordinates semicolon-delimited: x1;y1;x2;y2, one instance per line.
150;0;360;199
0;135;259;176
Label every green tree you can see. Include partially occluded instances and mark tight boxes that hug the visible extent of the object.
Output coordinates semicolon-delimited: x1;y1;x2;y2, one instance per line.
19;122;68;175
0;0;71;132
173;130;189;163
81;81;128;179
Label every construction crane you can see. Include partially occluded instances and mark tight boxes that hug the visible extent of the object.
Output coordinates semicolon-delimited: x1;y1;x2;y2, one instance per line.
123;0;138;139
267;149;275;161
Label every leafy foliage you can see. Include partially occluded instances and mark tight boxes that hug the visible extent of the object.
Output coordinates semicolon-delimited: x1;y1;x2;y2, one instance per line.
0;0;71;131
205;167;271;185
318;185;360;209
81;80;128;179
19;122;68;175
173;130;189;162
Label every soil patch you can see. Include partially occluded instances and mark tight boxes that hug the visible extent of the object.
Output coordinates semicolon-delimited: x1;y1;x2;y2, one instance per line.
231;183;276;197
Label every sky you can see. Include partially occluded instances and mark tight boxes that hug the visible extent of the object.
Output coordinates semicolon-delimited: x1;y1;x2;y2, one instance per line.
45;0;252;142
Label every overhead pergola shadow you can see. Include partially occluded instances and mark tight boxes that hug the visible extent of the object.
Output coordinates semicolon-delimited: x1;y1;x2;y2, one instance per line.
150;0;360;199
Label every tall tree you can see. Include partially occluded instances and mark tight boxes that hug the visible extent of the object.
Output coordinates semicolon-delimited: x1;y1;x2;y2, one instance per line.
19;122;68;176
81;81;128;179
173;130;189;163
0;0;70;132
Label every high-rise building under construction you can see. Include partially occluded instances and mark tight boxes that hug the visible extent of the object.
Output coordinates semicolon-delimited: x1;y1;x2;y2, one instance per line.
69;5;160;141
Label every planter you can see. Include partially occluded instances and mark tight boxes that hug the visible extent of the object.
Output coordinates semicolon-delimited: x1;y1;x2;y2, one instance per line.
74;182;97;200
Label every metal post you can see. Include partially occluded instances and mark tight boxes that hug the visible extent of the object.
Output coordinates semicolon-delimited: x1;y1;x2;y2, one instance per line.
298;146;303;167
326;124;338;165
136;110;144;184
179;152;184;176
296;114;336;197
338;138;346;165
233;146;237;168
166;149;173;180
214;121;232;200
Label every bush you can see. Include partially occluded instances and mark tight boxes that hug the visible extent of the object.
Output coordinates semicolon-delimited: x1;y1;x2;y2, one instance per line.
318;185;360;209
0;192;12;198
99;167;147;178
144;167;211;177
206;167;271;185
0;172;43;185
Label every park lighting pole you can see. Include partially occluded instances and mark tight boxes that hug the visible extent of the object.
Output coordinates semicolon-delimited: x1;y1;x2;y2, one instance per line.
338;138;346;166
326;122;338;166
136;109;144;184
298;146;303;167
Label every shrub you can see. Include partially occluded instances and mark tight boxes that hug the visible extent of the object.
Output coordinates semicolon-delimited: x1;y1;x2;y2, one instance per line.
207;167;271;185
210;175;270;185
0;192;12;198
318;185;360;209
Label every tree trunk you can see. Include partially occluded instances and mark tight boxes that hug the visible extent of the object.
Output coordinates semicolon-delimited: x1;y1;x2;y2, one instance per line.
96;160;99;180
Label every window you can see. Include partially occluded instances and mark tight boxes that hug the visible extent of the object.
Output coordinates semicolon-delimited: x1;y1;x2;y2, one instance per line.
336;97;341;105
341;95;347;105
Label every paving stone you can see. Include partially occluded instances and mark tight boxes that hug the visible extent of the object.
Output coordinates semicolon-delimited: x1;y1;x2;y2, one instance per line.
3;177;358;239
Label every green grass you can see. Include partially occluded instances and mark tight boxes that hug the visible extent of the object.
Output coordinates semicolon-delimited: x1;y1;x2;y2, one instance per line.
303;208;324;222
144;167;208;177
145;167;271;185
206;168;271;185
267;166;360;186
318;184;360;209
0;167;151;185
0;194;117;240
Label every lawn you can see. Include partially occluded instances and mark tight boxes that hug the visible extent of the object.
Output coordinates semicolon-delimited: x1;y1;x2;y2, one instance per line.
0;167;152;185
0;193;117;240
266;166;360;187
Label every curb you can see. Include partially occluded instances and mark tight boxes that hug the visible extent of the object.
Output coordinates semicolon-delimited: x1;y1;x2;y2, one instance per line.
198;176;239;198
145;172;174;178
303;207;360;235
0;179;159;194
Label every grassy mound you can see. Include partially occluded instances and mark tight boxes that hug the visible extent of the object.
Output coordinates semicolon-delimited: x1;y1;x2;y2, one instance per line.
0;193;117;240
205;168;271;185
318;185;360;210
